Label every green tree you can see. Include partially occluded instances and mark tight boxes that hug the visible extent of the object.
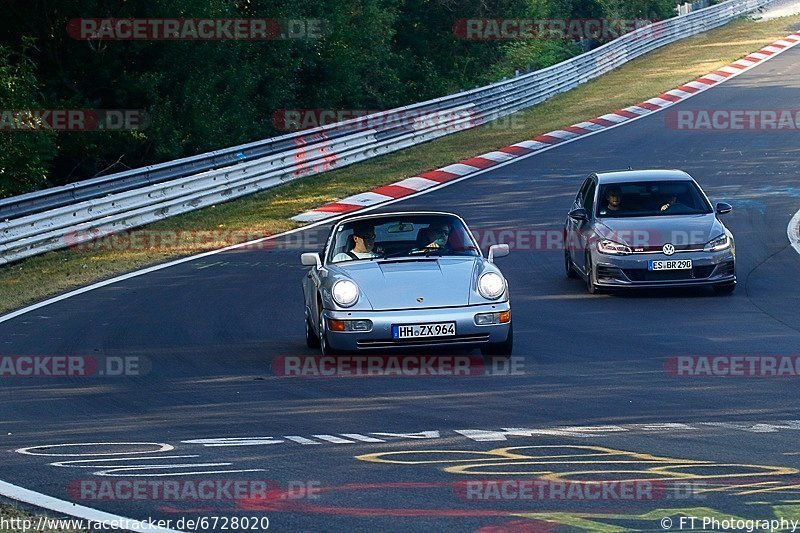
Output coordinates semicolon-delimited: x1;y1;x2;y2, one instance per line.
0;39;57;197
0;0;683;198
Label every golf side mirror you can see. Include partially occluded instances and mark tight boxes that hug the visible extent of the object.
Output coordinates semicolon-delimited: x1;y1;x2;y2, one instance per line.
568;208;589;221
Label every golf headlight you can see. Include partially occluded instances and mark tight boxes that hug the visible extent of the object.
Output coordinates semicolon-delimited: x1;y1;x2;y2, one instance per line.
597;239;632;255
704;234;730;252
478;272;505;300
332;280;359;307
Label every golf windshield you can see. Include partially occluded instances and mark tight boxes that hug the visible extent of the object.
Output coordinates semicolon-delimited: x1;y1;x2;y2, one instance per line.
597;181;713;218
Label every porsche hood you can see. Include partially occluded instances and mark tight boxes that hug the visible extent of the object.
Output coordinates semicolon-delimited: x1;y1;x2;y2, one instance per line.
328;257;500;310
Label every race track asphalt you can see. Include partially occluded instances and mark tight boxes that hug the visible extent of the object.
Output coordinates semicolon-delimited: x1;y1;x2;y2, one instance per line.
1;40;799;533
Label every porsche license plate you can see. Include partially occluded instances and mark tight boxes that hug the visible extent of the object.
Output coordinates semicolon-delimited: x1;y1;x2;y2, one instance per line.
392;322;456;339
649;259;692;271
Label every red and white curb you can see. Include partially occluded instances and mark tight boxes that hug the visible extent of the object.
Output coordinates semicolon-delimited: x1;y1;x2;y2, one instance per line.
293;31;800;223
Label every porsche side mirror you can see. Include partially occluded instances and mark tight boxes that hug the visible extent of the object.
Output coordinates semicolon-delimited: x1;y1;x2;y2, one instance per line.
301;252;322;268
488;244;510;262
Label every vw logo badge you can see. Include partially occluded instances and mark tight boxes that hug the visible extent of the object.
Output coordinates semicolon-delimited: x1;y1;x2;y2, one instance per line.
662;243;675;256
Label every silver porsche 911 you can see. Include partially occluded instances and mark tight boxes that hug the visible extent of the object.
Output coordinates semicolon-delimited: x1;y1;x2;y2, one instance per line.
564;169;736;294
301;212;512;355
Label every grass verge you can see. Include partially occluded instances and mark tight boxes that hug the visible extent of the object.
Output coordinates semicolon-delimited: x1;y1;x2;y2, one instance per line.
0;503;89;532
1;14;799;315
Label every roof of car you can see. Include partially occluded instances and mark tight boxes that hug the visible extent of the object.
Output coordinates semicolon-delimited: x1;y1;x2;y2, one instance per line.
595;169;694;183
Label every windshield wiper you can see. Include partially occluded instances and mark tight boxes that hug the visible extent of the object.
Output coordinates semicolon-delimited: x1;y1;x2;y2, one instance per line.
378;245;479;260
378;249;420;260
424;245;479;257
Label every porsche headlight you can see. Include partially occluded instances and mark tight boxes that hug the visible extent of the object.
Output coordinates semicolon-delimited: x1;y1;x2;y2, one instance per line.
597;239;632;255
478;272;505;300
332;280;359;307
704;234;731;252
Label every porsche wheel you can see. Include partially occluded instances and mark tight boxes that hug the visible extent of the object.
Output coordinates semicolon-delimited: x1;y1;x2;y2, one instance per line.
305;312;320;349
318;312;338;356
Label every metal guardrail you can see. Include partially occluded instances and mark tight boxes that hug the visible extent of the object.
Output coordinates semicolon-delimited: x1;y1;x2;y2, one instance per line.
0;0;772;265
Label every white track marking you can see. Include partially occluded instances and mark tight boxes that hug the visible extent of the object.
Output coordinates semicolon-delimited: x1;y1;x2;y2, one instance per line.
311;434;354;444
0;480;183;532
644;97;674;107
624;106;652;116
573;121;606;131
282;436;320;445
437;163;481;175
339;433;387;442
545;130;580;140
16;443;174;457
478;151;516;162
394;176;441;190
701;72;728;82
511;140;549;150
49;456;202;466
334;191;394;206
664;89;694;98
719;65;745;75
684;80;713;90
598;112;630;123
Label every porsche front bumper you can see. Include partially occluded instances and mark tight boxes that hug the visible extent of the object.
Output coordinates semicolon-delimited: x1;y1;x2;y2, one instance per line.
322;302;511;352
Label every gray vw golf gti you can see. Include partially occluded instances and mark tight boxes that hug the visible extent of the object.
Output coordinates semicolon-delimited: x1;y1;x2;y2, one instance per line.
564;169;736;294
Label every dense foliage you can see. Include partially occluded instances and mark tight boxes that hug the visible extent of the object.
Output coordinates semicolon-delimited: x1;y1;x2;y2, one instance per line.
0;0;677;197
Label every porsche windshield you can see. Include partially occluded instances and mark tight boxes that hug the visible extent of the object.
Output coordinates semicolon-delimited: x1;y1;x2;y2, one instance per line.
597;180;713;218
327;215;479;263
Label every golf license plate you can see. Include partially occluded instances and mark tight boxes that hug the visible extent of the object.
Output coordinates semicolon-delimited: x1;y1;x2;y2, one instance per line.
648;259;692;271
392;322;456;339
